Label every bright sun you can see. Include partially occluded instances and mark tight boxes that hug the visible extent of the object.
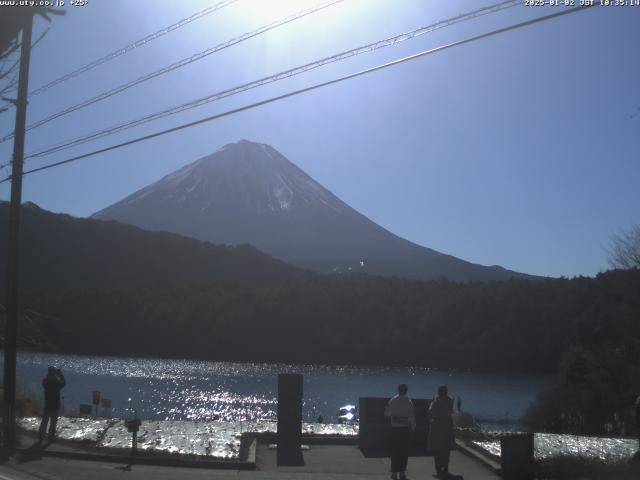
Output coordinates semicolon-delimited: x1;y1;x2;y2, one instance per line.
238;0;325;24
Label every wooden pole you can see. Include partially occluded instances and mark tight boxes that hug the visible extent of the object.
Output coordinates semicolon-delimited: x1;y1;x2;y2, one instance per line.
3;12;34;450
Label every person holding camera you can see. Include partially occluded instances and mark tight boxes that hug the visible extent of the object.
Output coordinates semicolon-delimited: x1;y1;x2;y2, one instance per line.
38;366;66;443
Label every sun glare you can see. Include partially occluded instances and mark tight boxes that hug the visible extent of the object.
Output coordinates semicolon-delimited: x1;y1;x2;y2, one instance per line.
239;0;327;24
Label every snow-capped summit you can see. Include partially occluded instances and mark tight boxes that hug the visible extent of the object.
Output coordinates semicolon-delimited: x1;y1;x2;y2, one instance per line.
93;140;533;281
109;140;342;214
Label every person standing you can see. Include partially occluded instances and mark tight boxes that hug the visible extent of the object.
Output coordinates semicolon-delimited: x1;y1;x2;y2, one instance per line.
428;384;455;478
384;384;416;480
38;366;66;443
635;395;640;448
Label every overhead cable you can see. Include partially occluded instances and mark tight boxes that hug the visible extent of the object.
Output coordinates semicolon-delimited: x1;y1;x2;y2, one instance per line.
0;0;344;143
0;2;597;184
24;0;519;160
27;0;239;98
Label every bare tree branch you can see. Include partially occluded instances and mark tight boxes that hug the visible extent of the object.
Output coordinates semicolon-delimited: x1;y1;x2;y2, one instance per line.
608;225;640;269
0;74;19;96
0;27;49;113
0;39;19;60
0;58;20;81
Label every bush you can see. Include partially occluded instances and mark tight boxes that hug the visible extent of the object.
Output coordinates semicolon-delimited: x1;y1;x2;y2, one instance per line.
526;344;640;435
536;455;639;480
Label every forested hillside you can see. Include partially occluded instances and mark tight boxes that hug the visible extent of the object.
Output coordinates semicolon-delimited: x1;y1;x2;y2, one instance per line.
1;202;638;380
0;202;310;294
22;270;640;375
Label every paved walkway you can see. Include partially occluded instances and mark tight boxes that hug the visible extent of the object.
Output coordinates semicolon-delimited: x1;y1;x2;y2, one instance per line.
257;443;499;479
0;440;499;480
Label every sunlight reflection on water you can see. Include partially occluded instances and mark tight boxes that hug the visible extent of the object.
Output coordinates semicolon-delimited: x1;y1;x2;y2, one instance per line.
473;433;638;464
11;352;549;425
18;417;357;458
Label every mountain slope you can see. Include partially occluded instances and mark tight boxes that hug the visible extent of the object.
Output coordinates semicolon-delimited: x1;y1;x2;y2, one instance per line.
93;140;535;282
0;201;309;293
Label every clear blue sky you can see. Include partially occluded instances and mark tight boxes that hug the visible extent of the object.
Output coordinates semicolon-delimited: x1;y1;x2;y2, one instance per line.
0;0;638;278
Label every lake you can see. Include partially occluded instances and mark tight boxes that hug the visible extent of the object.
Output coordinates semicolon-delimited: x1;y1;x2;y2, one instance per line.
6;351;550;430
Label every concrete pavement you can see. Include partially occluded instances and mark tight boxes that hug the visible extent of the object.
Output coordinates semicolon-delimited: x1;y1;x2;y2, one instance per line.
0;441;499;480
256;443;498;479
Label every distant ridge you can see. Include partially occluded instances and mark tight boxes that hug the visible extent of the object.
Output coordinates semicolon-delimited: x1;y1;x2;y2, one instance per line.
93;140;537;282
3;203;639;375
0;201;308;293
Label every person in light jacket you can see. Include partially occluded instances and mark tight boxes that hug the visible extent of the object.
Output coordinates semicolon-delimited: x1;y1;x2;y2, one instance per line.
428;384;454;478
384;384;416;480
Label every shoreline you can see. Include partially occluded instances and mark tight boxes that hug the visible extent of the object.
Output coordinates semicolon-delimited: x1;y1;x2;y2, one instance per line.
19;415;638;464
17;416;358;460
1;348;558;376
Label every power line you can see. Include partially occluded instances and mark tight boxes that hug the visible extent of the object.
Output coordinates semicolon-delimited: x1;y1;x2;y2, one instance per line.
27;0;239;98
23;0;520;160
0;0;344;143
0;2;596;185
0;27;50;105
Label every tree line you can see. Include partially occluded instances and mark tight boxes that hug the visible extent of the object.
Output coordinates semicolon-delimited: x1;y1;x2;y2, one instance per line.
22;269;640;376
2;203;639;432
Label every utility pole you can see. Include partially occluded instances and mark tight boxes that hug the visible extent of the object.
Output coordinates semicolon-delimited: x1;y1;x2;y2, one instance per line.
3;12;34;450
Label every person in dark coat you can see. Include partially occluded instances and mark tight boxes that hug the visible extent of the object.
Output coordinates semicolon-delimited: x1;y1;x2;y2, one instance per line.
636;395;640;448
428;384;454;478
38;366;65;443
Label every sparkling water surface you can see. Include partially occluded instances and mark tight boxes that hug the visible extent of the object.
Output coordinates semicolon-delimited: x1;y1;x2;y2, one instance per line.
473;434;638;464
9;351;549;426
11;352;634;462
18;417;358;458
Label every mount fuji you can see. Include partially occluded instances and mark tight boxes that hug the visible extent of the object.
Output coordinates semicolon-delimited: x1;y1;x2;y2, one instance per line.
92;140;533;282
